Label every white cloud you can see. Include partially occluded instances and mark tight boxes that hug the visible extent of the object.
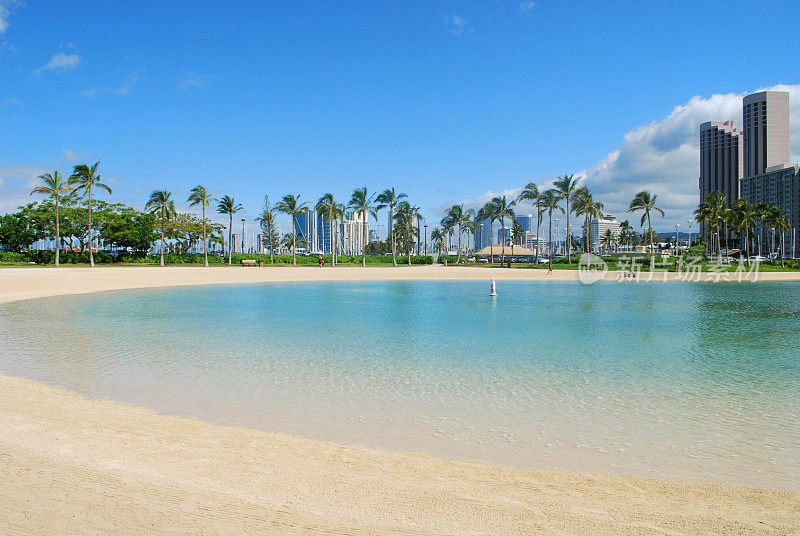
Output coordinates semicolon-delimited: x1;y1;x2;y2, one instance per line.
445;84;800;231
0;0;21;33
34;52;81;74
443;14;473;37
180;71;215;89
82;68;143;98
3;96;21;106
519;1;536;15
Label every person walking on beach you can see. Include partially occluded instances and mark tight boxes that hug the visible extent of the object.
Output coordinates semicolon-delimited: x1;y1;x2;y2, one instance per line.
318;255;324;268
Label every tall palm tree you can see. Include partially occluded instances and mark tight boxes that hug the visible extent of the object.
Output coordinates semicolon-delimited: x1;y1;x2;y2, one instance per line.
730;198;757;264
31;171;73;266
539;189;563;269
145;190;177;267
69;161;111;267
517;182;544;264
430;228;445;255
776;212;790;267
554;174;580;257
217;195;243;265
600;228;616;255
477;199;499;264
492;196;516;265
275;194;308;266
187;185;214;267
571;187;592;253
442;205;474;262
628;190;664;264
316;193;343;267
376;188;407;267
619;220;634;251
395;201;420;265
348;187;378;267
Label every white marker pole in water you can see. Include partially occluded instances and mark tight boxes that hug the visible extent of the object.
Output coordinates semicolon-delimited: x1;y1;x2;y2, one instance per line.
489;279;497;297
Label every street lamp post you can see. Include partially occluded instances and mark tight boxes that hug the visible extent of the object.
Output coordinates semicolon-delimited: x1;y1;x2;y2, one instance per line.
675;224;680;254
554;218;560;256
241;218;246;254
686;220;692;251
423;218;428;255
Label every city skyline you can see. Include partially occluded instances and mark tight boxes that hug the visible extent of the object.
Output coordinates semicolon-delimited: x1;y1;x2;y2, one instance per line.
2;2;800;234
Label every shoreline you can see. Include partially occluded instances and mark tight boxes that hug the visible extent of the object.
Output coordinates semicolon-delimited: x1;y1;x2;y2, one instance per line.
2;264;800;305
1;266;799;534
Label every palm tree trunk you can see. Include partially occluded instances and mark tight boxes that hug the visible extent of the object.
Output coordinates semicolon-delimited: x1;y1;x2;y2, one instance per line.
228;215;233;265
160;220;165;267
390;206;396;267
88;188;94;267
362;214;366;267
457;223;462;262
489;220;493;264
500;217;505;265
202;205;208;267
292;214;297;265
548;212;553;268
647;212;654;266
55;197;60;267
565;198;570;259
535;210;541;265
407;223;412;265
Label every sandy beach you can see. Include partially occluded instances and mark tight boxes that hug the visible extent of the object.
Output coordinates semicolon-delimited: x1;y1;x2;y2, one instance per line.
1;266;799;535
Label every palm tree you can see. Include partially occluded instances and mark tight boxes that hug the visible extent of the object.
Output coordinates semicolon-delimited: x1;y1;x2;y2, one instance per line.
31;171;73;266
477;200;498;264
187;185;215;267
492;196;516;265
539;189;563;269
600;228;616;255
510;218;524;256
730;199;757;264
776;212;790;267
628;190;664;264
275;194;308;266
554;174;580;257
517;182;544;264
619;220;633;251
395;201;420;265
430;228;445;255
376;188;407;266
145;190;177;267
316;193;341;267
348;187;378;267
571;187;592;253
442;205;474;262
217;195;243;265
69;160;111;267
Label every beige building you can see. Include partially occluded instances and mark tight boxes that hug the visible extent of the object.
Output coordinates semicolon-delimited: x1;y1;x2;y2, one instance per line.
742;91;790;178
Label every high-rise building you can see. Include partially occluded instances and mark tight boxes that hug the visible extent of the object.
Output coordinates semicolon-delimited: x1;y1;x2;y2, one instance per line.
699;121;742;209
740;164;800;234
582;216;621;253
742;91;790;178
475;218;491;250
340;211;369;255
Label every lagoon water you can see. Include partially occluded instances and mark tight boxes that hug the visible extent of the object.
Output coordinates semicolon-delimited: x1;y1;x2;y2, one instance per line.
1;281;798;488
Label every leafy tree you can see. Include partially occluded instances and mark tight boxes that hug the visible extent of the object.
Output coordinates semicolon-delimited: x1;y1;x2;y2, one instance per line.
256;196;280;264
0;211;38;252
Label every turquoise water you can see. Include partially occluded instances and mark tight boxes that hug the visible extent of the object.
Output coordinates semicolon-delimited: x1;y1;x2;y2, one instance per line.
1;281;798;488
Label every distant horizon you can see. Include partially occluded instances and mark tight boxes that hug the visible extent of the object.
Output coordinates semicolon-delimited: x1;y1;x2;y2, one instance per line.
2;1;799;235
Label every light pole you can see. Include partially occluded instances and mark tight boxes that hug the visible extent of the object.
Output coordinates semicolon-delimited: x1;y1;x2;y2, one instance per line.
675;224;680;254
423;217;428;255
686;220;692;251
241;218;246;254
554;218;560;256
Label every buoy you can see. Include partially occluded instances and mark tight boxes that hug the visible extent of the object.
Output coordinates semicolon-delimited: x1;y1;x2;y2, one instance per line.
489;279;497;297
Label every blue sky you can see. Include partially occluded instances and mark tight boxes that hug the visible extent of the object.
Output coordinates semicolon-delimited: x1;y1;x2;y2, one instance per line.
2;1;800;234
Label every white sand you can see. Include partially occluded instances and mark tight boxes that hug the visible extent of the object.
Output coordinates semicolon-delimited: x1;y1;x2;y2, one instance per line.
1;265;798;535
